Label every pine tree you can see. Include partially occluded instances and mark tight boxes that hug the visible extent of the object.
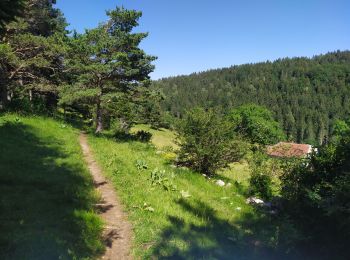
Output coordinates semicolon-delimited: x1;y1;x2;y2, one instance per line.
59;7;156;133
0;0;25;30
0;0;67;111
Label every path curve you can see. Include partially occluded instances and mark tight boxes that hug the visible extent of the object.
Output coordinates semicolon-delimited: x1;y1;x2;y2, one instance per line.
79;133;132;260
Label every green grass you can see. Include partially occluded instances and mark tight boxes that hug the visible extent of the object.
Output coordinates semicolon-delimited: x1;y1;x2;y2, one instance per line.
88;129;294;259
220;162;251;186
132;124;251;185
0;114;103;259
131;124;179;150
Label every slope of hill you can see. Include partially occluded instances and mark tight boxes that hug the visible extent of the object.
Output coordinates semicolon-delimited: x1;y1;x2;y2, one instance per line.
87;126;303;259
0;114;103;259
154;51;350;144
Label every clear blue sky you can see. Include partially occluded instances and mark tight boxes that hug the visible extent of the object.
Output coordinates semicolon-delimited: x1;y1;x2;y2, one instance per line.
56;0;350;79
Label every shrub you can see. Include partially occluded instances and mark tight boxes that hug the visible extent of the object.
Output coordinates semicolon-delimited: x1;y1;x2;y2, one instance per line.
135;130;152;142
281;127;350;257
176;107;246;175
248;151;275;200
161;152;177;162
249;172;273;200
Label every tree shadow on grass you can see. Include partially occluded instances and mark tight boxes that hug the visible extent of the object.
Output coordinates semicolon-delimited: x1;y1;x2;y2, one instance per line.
0;122;102;259
151;198;302;260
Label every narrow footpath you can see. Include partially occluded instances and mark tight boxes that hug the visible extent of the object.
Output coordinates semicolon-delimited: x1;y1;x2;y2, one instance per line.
79;133;132;260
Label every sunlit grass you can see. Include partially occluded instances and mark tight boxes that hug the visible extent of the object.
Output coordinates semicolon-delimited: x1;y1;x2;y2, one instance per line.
132;124;251;184
88;127;286;258
131;124;179;150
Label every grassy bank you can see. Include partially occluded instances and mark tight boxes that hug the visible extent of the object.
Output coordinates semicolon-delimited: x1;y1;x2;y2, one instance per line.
131;124;179;150
88;127;294;259
0;114;103;259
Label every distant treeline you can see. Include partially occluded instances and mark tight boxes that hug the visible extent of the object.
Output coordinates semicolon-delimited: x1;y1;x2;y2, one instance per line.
154;51;350;144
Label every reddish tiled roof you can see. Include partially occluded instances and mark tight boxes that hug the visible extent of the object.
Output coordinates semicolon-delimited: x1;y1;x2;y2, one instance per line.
267;142;312;158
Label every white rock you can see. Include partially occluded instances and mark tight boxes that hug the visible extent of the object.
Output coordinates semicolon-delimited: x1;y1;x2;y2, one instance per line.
246;197;264;205
215;180;225;187
235;207;242;211
226;183;232;187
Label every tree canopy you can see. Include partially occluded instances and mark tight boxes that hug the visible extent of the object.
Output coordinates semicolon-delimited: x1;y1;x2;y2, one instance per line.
154;51;350;144
0;0;25;30
59;7;156;132
228;104;286;145
0;0;66;112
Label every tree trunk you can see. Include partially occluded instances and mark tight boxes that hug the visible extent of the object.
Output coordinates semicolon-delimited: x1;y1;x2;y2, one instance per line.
95;100;103;133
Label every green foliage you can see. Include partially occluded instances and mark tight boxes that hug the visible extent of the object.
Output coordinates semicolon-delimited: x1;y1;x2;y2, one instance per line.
249;173;273;200
135;159;148;171
150;168;177;191
229;104;286;145
155;51;350;144
177;107;247;175
135;130;152;142
59;7;156;133
0;0;24;30
0;1;67;112
332;119;350;137
247;151;276;200
140;89;164;129
281;126;350;257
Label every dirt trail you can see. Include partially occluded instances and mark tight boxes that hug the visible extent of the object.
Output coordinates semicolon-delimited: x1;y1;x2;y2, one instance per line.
79;133;132;260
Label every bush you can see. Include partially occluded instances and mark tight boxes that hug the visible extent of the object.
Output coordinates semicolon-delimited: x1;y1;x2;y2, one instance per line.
248;151;275;200
161;152;177;162
281;127;350;257
249;172;273;200
176;107;246;175
135;130;152;142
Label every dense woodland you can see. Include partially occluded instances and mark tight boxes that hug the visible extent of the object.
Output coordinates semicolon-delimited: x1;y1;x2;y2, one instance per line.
154;51;350;144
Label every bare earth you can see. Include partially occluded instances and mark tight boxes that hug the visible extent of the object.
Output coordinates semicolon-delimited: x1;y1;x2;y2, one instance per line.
79;133;132;260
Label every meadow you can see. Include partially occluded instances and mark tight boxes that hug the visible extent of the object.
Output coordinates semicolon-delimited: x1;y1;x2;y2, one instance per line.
88;125;296;259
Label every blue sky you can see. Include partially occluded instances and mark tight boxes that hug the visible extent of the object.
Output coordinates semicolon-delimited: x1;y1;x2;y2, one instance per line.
56;0;350;79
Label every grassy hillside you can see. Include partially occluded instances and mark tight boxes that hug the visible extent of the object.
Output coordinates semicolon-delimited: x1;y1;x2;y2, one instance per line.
131;124;178;150
88;126;297;259
0;114;103;259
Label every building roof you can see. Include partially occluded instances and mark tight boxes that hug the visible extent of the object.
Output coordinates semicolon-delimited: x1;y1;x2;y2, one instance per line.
267;142;312;158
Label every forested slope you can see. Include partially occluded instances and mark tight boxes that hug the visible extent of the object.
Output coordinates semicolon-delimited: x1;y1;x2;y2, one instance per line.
154;51;350;144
